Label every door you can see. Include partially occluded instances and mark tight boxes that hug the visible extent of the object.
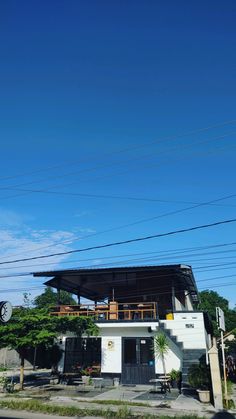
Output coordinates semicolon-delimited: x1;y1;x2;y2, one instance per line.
122;337;155;384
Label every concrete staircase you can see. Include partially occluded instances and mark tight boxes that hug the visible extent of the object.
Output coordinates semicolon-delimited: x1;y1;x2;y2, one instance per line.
159;320;183;351
159;321;206;394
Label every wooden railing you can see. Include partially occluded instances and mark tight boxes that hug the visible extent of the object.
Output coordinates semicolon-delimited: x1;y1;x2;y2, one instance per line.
50;301;158;321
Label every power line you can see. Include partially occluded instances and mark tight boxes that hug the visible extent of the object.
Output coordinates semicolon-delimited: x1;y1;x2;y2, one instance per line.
1;119;235;184
1;241;236;271
0;217;235;266
2;188;236;262
1;130;235;200
2;187;236;208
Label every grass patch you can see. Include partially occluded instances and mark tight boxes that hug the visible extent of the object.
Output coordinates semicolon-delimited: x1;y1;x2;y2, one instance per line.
0;400;100;417
0;399;207;418
88;399;150;407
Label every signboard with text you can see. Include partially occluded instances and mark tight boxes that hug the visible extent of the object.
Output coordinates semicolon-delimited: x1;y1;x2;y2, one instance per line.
216;306;225;332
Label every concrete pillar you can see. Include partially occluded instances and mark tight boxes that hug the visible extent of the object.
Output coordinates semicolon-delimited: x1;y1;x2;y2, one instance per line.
208;341;223;409
184;290;193;310
171;286;176;312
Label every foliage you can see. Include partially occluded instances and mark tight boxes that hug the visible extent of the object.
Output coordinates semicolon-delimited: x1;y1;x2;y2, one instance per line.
0;306;97;389
169;369;181;381
34;286;76;308
223;399;235;410
80;365;101;377
23;293;33;308
198;291;236;336
0;376;14;393
222;379;235;409
0;306;97;350
225;329;236;357
0;399;206;418
188;360;211;390
81;366;93;376
153;332;169;376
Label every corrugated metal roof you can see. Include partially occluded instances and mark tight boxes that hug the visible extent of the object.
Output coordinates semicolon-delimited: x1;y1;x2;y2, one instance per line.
33;264;199;303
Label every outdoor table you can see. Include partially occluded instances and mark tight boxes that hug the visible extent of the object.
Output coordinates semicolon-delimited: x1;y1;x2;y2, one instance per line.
149;377;171;393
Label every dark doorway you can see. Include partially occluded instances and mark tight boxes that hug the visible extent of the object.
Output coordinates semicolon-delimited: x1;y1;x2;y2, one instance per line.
64;337;101;373
122;337;155;384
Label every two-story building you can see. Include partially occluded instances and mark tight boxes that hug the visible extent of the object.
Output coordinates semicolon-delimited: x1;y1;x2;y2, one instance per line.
34;264;212;386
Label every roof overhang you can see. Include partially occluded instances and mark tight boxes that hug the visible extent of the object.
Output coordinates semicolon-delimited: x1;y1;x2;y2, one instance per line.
33;264;199;303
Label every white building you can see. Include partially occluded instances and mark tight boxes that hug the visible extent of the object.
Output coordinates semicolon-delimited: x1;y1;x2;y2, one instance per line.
34;264;213;387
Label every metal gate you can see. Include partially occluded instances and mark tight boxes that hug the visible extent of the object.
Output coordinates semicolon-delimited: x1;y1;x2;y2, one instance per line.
122;337;155;384
64;337;101;373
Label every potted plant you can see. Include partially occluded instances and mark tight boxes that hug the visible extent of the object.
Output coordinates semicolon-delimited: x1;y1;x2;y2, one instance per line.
81;367;93;385
170;369;181;389
188;362;211;403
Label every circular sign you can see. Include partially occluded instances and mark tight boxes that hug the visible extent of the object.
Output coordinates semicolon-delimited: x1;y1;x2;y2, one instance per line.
0;301;12;323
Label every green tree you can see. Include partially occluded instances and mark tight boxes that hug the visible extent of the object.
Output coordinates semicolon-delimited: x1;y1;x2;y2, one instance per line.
198;290;236;335
225;329;236;357
0;307;97;390
153;332;169;377
34;287;76;308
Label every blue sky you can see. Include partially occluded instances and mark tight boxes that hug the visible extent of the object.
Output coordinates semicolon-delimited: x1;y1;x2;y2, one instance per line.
0;0;236;308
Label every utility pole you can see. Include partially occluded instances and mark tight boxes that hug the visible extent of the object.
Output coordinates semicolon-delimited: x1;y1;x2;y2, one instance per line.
216;306;227;408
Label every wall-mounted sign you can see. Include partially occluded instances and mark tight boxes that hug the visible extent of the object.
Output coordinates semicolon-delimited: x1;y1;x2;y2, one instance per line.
185;324;194;328
216;307;225;332
0;301;12;323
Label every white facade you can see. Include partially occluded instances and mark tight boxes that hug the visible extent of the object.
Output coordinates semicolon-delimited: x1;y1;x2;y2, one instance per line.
162;312;208;349
57;311;209;380
98;311;208;376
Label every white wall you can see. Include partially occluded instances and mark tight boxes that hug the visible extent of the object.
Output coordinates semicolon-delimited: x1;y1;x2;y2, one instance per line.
99;323;182;375
101;336;122;373
175;296;185;311
57;336;66;373
184;291;194;311
161;312;207;349
155;348;182;374
57;312;207;376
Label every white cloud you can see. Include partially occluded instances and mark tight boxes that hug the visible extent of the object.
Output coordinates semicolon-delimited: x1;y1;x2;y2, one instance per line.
0;207;97;306
0;225;78;306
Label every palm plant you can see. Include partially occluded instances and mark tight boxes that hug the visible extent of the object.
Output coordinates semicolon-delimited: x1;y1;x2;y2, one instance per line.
153;332;169;377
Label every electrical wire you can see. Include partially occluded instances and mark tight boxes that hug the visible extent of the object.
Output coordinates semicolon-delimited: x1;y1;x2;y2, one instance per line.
1;130;235;200
0;217;235;266
2;186;236;263
0;244;235;270
2;188;236;207
1;241;236;272
1;120;235;185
